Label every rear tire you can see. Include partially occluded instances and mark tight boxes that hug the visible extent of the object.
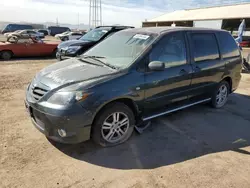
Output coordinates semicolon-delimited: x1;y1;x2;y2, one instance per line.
211;81;230;108
1;51;12;60
92;102;135;147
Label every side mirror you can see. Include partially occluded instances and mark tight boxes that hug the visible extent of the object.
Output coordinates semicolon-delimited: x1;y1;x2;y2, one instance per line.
148;61;165;71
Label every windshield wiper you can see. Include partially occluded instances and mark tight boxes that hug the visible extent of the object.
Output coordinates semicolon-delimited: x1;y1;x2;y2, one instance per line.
77;58;102;67
82;55;118;70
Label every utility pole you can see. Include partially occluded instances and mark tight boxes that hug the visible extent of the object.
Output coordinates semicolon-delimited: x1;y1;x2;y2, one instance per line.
56;17;59;26
89;0;102;29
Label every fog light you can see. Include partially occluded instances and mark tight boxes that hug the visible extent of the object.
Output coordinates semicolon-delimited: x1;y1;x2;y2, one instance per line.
58;129;67;137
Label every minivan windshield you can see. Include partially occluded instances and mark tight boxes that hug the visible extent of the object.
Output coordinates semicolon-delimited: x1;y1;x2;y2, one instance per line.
83;31;157;69
79;27;111;42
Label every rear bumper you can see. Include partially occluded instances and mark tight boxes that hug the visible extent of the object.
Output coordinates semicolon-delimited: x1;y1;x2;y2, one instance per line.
25;100;92;144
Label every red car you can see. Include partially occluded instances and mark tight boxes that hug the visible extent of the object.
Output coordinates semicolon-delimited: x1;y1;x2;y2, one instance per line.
239;40;250;47
0;36;59;60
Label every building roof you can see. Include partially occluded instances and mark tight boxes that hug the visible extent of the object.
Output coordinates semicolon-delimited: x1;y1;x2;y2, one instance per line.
146;3;250;23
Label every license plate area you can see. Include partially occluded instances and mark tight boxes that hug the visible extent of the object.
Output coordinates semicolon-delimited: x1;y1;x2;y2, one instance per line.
32;108;45;130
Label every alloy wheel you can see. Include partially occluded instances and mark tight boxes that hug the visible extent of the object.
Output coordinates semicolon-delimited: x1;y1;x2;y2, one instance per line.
101;112;130;143
216;84;228;107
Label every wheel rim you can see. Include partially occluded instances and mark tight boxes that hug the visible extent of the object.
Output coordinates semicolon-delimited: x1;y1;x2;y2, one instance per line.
2;52;11;60
216;84;228;106
101;112;130;143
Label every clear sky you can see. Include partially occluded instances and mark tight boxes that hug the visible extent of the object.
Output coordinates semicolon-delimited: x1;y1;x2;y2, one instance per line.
0;0;250;27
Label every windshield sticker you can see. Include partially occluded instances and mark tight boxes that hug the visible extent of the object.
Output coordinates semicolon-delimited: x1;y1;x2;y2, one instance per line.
133;34;150;40
102;30;108;33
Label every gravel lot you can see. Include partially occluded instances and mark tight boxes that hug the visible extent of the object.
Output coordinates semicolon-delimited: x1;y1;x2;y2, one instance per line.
1;56;250;188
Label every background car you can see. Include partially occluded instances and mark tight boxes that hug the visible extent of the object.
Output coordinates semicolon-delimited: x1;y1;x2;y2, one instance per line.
35;29;49;36
0;36;58;60
48;26;71;36
4;30;22;38
56;25;134;61
1;24;33;34
233;35;250;47
55;31;84;41
6;30;45;39
240;39;250;47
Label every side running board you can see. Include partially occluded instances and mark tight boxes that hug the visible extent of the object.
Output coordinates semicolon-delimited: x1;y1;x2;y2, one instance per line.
142;98;211;121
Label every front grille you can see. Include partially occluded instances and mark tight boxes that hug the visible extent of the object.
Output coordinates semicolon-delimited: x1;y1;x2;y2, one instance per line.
30;83;49;101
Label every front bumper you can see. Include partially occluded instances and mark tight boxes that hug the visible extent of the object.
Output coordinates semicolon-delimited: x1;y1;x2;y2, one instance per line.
56;49;77;61
25;100;92;144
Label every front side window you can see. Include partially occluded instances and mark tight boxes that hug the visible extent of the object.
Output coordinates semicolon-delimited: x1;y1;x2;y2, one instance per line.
79;27;112;42
150;32;187;68
84;31;157;69
191;33;220;62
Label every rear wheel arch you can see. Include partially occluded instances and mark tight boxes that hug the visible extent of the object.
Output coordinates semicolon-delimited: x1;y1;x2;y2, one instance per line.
222;76;232;93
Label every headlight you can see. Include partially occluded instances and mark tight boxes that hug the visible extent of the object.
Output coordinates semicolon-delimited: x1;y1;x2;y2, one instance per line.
67;46;81;54
47;91;90;106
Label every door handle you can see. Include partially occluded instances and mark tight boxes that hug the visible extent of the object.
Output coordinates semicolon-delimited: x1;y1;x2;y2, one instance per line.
179;69;188;75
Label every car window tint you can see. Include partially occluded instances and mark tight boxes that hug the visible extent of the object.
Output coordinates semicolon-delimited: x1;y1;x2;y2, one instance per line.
191;33;219;62
218;32;240;58
150;32;187;68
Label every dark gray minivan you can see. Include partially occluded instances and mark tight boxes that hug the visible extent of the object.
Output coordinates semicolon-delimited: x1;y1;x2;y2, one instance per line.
25;27;242;147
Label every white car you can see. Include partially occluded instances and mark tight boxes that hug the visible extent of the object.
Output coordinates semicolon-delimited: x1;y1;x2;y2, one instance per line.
6;30;45;39
55;31;83;41
4;30;22;37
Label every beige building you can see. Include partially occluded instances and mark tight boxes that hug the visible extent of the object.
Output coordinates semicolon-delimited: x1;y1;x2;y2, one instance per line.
142;3;250;31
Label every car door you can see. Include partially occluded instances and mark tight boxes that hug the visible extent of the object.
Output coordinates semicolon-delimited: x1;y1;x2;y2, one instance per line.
187;32;225;99
9;39;30;57
143;31;193;111
23;39;48;56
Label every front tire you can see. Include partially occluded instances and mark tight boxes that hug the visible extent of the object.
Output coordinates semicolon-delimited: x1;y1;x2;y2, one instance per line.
56;52;62;61
92;103;135;147
211;81;230;108
51;49;57;58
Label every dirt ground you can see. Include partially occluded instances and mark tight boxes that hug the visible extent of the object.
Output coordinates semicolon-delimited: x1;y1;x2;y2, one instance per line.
1;58;250;188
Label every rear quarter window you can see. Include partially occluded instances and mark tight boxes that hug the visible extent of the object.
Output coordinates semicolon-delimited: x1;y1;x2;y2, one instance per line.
218;32;240;58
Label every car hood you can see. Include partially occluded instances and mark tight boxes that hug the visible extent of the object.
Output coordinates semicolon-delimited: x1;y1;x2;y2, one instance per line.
35;58;117;90
58;39;93;48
